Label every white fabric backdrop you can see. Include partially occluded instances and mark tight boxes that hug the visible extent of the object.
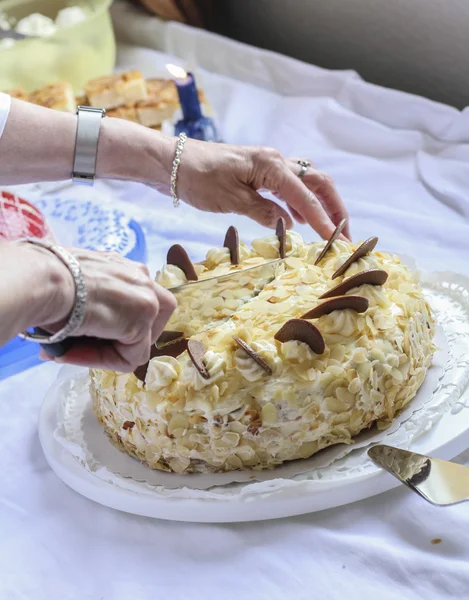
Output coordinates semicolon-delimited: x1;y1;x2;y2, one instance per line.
2;12;469;599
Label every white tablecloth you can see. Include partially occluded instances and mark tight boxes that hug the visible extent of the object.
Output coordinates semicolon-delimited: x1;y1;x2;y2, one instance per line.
2;10;469;599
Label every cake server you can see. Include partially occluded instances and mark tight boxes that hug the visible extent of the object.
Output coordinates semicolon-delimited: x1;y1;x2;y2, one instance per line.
36;258;284;357
368;444;469;506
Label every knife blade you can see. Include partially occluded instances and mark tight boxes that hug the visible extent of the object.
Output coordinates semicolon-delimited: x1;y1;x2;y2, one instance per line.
167;258;283;337
37;259;284;357
368;444;469;506
169;258;282;303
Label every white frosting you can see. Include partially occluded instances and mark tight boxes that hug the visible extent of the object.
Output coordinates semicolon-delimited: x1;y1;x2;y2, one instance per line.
251;235;280;259
286;231;303;255
320;310;365;337
235;350;264;381
145;356;181;392
334;255;380;276
280;340;316;363
205;242;252;269
235;339;279;381
251;230;304;259
205;247;230;268
156;264;187;287
354;285;392;308
307;239;350;263
239;242;252;262
181;350;227;391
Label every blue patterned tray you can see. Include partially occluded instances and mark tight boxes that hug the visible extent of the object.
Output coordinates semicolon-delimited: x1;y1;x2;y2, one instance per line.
0;196;146;380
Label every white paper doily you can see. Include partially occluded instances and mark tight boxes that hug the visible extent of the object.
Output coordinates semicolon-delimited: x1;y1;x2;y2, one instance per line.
49;271;468;490
52;324;447;492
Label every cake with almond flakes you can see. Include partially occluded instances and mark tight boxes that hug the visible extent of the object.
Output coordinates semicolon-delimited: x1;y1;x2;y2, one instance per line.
90;220;435;473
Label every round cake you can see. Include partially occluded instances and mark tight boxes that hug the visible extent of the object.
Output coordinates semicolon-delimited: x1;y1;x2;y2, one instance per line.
91;221;435;473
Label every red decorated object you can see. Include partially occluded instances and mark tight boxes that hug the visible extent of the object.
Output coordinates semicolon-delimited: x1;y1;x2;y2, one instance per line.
0;191;52;241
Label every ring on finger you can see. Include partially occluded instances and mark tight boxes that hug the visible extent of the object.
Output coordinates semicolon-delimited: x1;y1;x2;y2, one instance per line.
297;160;311;180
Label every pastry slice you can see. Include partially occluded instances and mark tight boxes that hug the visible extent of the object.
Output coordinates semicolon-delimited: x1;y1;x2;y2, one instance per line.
136;78;180;127
75;92;89;107
107;104;139;122
4;88;28;101
28;82;76;112
85;70;147;110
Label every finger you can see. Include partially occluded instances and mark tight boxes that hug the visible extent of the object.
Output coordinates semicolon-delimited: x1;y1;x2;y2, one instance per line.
53;340;134;372
237;189;293;229
288;161;351;240
270;167;336;239
288;157;316;169
113;333;153;372
271;191;306;224
150;284;177;344
288;204;306;224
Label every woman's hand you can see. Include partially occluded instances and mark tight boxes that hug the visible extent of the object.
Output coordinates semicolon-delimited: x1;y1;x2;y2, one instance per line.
39;248;176;372
0;241;176;372
1;102;350;240
96;120;350;240
175;140;351;240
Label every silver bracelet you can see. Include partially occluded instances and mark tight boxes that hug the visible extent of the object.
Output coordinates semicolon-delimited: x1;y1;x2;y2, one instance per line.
17;238;87;344
170;132;187;208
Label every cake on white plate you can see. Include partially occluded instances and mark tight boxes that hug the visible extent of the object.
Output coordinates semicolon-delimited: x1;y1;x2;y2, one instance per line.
90;220;435;473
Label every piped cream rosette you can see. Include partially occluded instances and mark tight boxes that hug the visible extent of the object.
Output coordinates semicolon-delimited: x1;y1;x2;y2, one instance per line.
91;224;435;473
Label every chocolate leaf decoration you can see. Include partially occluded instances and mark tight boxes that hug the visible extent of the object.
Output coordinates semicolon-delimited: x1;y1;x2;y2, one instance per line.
187;339;210;379
133;338;188;382
332;236;378;279
275;217;286;258
274;319;325;355
301;295;369;319
320;269;388;299
314;218;347;265
167;244;198;281
223;225;240;265
233;337;272;374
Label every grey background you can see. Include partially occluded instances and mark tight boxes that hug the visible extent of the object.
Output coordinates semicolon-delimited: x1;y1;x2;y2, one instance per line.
208;0;469;109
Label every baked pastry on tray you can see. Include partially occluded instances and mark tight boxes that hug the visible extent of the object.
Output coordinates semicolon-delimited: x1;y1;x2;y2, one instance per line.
91;220;435;473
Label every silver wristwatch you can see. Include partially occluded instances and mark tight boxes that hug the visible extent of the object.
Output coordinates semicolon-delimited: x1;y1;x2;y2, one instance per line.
72;106;106;185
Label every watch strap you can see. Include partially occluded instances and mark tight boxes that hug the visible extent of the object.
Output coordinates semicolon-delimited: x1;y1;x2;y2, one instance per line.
72;106;106;185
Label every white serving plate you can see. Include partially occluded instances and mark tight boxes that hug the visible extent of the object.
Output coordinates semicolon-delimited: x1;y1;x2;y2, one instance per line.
38;270;469;522
38;383;469;522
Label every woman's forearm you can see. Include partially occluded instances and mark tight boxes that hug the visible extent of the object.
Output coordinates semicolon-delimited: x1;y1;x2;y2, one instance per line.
0;99;175;189
0;241;73;346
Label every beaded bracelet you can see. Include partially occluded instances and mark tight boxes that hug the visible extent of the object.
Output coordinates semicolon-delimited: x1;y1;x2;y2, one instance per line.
170;132;187;208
